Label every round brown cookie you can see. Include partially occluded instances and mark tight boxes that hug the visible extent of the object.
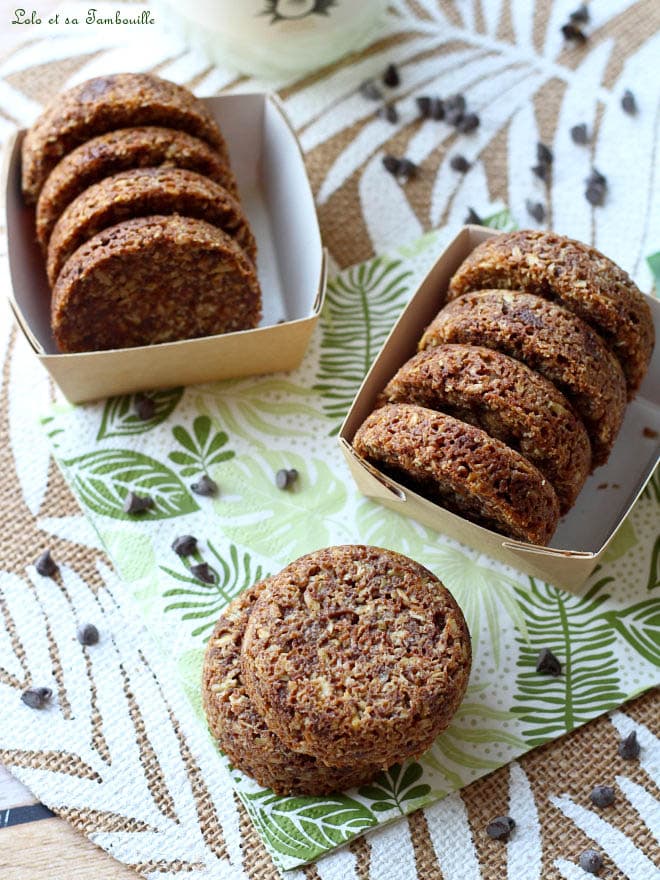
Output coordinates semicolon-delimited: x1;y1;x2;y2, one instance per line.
419;291;626;467
447;230;654;398
36;127;239;249
353;404;560;545
241;544;471;769
51;215;261;352
46;167;256;285
202;583;381;796
22;72;229;203
379;344;591;513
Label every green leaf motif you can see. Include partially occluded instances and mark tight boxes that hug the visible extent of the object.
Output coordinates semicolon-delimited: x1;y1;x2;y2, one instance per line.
63;449;198;520
646;250;660;296
482;207;518;231
213;450;351;563
245;790;376;862
602;599;660;666
647;537;660;592
161;542;268;639
641;467;659;503
358;762;430;814
96;388;183;440
313;257;413;434
512;577;627;746
168;415;235;478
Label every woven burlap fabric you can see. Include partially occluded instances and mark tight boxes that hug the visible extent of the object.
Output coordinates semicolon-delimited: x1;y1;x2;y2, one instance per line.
1;2;659;877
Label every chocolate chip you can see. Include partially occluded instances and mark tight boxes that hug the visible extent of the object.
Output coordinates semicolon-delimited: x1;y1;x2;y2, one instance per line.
397;158;418;180
446;93;466;114
537;142;553;165
172;535;198;556
287;468;299;485
590;784;615;808
35;550;58;578
134;393;155;420
621;89;638;115
431;97;445;120
486;816;515;841
618;730;640;760
377;103;399;124
579;850;603;875
382;154;401;175
450;154;471;173
464;207;483;225
526;199;546;222
383;63;400;87
536;647;562;676
77;623;99;646
643;427;658;439
570;4;590;24
562;22;587;43
21;687;52;709
191;475;218;497
585;175;607;206
570;123;589;144
190;563;216;584
588;167;607;186
123;491;154;515
416;95;433;118
457;112;480;133
359;79;382;101
532;163;551;182
446;108;465;127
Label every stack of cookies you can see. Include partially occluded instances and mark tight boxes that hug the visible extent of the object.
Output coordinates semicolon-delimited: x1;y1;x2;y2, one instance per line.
21;72;261;352
353;231;654;546
202;545;471;796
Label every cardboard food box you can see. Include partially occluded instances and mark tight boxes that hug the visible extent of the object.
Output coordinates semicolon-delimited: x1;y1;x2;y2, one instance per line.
339;225;660;592
4;93;326;403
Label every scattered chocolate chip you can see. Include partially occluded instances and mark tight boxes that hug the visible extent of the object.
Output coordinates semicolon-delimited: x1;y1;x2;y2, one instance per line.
618;731;641;759
450;154;471;173
590;784;615;808
585;168;607;206
431;97;445;120
383;63;400;88
446;93;466;114
643;427;658;438
486;816;516;841
77;623;99;646
526;199;546;222
588;167;607;186
416;95;433;118
123;491;154;515
597;482;608;490
382;154;401;175
457;112;480;133
377;103;399;124
359;79;382;101
532;163;551;182
191;475;218;497
621;89;638;115
570;4;590;24
287;468;299;485
537;142;553;165
35;550;58;578
275;468;290;490
536;647;562;676
172;534;198;556
398;158;418;180
612;483;620;489
579;849;603;875
561;22;587;43
446;108;465;127
21;686;52;709
134;393;155;420
570;123;590;144
464;207;483;225
190;563;216;584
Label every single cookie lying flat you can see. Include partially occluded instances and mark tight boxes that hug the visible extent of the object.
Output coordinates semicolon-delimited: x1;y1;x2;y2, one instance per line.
36;126;238;249
447;230;654;397
353;403;560;544
380;344;591;513
202;582;380;796
241;545;471;769
51;215;261;352
419;291;626;467
22;72;228;203
46;167;256;284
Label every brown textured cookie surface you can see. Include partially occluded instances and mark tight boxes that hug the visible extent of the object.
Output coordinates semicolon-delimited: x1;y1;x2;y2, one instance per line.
353;404;560;544
36;126;238;249
202;582;380;796
46;167;256;284
380;344;591;513
241;545;471;769
22;72;228;203
51;215;261;352
420;291;626;467
447;230;654;397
